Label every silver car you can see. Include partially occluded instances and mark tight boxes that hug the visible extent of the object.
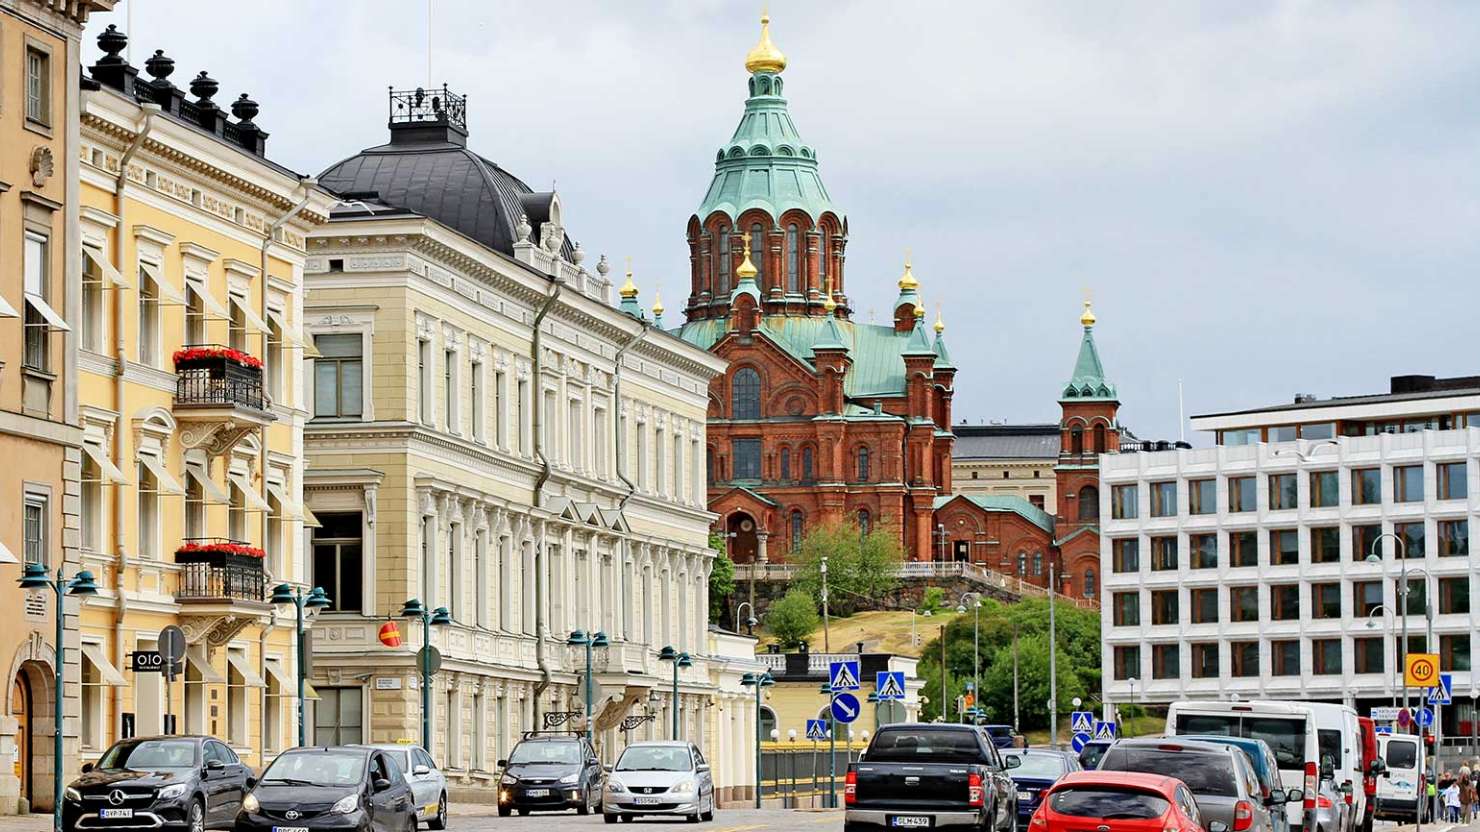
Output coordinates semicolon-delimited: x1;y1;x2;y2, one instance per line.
1098;738;1287;832
362;743;448;829
603;741;716;824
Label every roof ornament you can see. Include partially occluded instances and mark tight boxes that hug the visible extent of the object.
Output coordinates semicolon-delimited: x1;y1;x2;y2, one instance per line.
515;212;532;243
934;306;945;334
898;251;918;291
822;278;837;313
596;254;611;277
571;242;585;265
1080;298;1097;328
652;289;665;325
914;302;925;319
744;10;787;75
619;258;643;319
736;232;759;281
620;258;639;299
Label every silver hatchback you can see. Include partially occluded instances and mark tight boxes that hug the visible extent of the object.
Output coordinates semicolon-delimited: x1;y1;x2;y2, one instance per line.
603;741;716;824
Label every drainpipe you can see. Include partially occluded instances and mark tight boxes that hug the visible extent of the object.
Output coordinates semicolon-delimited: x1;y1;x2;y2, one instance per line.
529;275;563;722
613;321;649;512
110;105;158;733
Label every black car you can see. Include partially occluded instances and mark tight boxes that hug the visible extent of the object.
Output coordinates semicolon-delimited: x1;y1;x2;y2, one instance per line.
236;746;416;832
63;735;251;832
497;733;604;816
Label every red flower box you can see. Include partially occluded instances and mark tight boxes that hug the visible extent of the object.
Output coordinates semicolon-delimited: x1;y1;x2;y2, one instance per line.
175;541;265;560
172;346;263;369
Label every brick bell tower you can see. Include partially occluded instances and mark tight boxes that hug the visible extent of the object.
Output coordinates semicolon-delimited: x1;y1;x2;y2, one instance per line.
1053;301;1118;598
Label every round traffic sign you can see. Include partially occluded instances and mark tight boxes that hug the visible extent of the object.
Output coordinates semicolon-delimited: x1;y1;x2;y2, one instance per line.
159;625;186;662
1398;708;1412;728
1071;732;1091;753
1419;707;1434;728
832;692;862;724
416;645;442;675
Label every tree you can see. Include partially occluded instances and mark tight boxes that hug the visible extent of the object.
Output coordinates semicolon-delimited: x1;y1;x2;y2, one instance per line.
707;533;736;623
920;587;946;614
792;521;905;615
768;589;821;649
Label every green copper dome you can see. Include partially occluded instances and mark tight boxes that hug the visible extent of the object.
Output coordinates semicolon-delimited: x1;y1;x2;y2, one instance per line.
1061;307;1117;401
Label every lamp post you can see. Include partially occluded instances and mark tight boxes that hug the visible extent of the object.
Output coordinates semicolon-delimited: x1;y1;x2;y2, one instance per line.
956;593;982;723
912;607;933;647
398;599;451;750
269;583;332;746
1364;532;1412;712
1048;560;1059;749
734;601;758;635
567;630;609;742
18;562;99;832
820;557;830;653
1365;605;1398;706
1011;619;1020;732
741;671;774;809
657;646;692;739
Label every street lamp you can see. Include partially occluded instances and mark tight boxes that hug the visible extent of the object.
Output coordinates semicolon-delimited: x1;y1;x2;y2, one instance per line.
1366;605;1398;706
657;646;693;739
18;562;99;832
269;583;332;745
740;671;775;809
399;598;452;750
567;630;610;742
1364;532;1416;712
956;593;982;723
911;607;933;647
734;601;758;635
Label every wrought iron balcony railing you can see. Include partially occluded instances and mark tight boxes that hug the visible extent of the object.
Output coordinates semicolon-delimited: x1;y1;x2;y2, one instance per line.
176;558;265;602
173;344;266;412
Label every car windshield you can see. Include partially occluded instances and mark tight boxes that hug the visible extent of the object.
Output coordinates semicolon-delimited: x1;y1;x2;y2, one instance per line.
1051;787;1170;819
866;728;983;763
509;742;582;765
616;747;692;772
1175;713;1308;771
1386;741;1417;769
261;751;366;787
1005;753;1067;779
1101;749;1238;797
98;740;198;771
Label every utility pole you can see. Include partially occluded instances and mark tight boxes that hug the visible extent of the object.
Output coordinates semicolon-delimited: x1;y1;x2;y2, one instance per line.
1049;561;1058;749
940;625;947;723
1012;619;1020;733
821;556;831;653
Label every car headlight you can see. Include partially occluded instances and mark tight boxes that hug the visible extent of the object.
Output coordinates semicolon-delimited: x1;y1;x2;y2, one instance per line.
330;794;360;815
672;778;696;794
242;794;260;814
157;784;188;801
64;786;82;803
558;773;580;785
501;774;518;786
607;779;626;793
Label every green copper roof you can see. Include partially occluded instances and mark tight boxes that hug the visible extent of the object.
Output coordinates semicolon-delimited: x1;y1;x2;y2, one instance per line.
903;318;935;357
934;494;1056;535
933;332;955;369
813;314;849;352
1061;324;1117;401
695;72;836;222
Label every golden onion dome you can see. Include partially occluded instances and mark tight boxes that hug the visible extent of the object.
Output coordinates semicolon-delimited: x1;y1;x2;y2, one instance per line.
914;302;925;319
651;290;664;316
822;278;837;313
898;257;918;291
934;310;945;334
1080;299;1096;327
745;13;787;75
620;264;638;299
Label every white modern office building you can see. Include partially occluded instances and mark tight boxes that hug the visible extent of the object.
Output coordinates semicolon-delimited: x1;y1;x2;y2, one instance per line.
1100;374;1480;734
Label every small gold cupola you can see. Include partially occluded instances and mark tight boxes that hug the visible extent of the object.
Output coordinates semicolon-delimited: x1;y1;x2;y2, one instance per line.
745;12;787;75
1080;299;1097;327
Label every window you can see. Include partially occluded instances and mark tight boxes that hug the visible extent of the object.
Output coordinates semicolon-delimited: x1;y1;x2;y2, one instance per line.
470;361;483;442
1442;635;1472;672
136;460;159;560
1312;582;1341;619
789;510;804;552
1353;523;1382;561
1231;642;1259;677
1228;477;1255;512
1029;495;1045;509
1440;576;1470;615
23;232;52;371
1269;473;1297;510
1271;528;1298;566
23;494;46;565
1271;585;1300;620
1271;640;1299;676
1222;428;1260;446
311;512;363;612
801;446;814;481
137;265;161;366
1150;481;1176;517
731;368;761;420
1268;425;1297;443
1070;426;1084;455
785;223;799;293
1439;519;1468;556
716;223;731;294
1395;521;1425;558
1188;479;1216;515
1190;588;1218;624
1311;527;1340;563
1150;590;1178;625
1310;471;1339;508
1354;581;1382;617
26;46;50;125
1312;639;1342;675
819;228;829;283
1094;424;1108;454
1189;534;1217;569
81;253;104;352
779;447;791;482
1401;578;1426;616
1150;537;1177;571
1113;592;1140;627
1077;485;1098;520
1354;638;1383;674
1111;485;1138;519
1394;465;1424;502
443;350;458;432
417;339;432;424
1113;646;1140;680
1437;461;1467;500
1152;643;1180;679
1230;530;1257;567
750;223;766;282
1230;586;1258;622
1111;538;1139;573
1352;468;1381;504
857;446;870;482
731;438;761;480
184;477;204;541
1191;643;1219;679
1032;552;1043;576
313;687;363;745
314;334;363;418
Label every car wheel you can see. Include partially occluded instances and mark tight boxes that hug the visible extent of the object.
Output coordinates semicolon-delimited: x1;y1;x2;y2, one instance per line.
427;792;447;830
188;798;205;832
407;815;417;832
497;806;511;818
686;812;700;824
578;787;592;816
518;809;529;816
604;813;619;824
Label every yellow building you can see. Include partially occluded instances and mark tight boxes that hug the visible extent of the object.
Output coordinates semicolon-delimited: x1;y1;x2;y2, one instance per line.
71;26;333;771
755;650;923;741
0;0;113;816
951;424;1059;510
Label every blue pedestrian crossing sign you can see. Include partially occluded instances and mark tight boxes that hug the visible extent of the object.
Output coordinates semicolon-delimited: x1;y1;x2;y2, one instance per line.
832;692;862;724
1094;720;1117;740
806;719;828;741
876;671;907;701
830;659;862;692
1071;711;1095;734
1072;732;1091;753
1428;673;1453;706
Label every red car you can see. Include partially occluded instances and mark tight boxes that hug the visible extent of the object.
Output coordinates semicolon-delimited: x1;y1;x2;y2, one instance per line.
1029;771;1228;832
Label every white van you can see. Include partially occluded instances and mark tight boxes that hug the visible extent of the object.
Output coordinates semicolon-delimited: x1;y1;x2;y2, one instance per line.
1167;700;1364;832
1374;733;1426;823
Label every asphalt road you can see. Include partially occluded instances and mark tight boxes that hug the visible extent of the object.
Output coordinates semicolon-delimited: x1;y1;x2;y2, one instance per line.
448;806;844;832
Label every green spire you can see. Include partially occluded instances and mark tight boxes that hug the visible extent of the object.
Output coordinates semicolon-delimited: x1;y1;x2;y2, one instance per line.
1061;301;1117;401
932;311;955;369
903;306;935;357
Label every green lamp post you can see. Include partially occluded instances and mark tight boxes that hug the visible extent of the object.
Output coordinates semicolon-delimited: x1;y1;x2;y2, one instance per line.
657;646;693;739
740;671;775;809
567;630;610;742
19;562;98;832
269;583;332;746
399;599;452;750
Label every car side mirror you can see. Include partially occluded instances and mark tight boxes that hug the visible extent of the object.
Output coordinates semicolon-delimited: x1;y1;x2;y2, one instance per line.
1339;782;1353;796
412;765;430;776
206;760;225;771
1268;789;1287;805
245;776;257;790
1285;788;1305;804
1208;822;1229;832
81;762;94;774
697;764;710;773
1004;756;1022;769
373;777;392;792
496;759;508;769
603;764;613;774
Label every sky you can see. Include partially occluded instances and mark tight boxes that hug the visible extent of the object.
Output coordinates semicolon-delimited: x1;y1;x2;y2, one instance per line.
90;1;1480;443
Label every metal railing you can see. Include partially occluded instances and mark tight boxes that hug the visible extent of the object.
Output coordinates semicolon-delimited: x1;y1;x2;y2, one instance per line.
174;345;266;411
176;559;266;602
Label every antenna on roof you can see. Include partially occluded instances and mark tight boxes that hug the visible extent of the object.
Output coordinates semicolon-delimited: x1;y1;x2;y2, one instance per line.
427;0;434;88
1178;379;1185;443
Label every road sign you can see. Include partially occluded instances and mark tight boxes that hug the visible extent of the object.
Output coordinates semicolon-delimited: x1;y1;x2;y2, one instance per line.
876;671;906;701
1071;732;1091;753
807;719;828;740
1071;711;1094;733
1398;708;1412;728
830;660;861;692
832;692;861;724
1094;720;1117;740
1418;707;1434;728
159;625;186;663
1405;652;1440;687
1375;725;1393;735
1371;706;1402;722
417;645;442;675
1428;672;1453;705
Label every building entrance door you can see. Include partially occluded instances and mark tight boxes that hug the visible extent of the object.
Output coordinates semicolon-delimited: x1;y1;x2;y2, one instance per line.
11;675;31;808
953;541;969;562
727;513;758;562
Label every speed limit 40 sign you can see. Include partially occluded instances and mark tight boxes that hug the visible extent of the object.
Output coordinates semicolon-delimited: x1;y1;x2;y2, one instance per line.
1405;652;1440;687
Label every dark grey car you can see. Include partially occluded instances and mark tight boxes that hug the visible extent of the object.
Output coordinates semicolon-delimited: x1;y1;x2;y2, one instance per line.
1098;738;1281;832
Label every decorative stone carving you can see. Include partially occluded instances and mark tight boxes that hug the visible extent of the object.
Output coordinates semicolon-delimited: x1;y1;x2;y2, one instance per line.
30;146;54;187
177;420;258;457
179;614;256;657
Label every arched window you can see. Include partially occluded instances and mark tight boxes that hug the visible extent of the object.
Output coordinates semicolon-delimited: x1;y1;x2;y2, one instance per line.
716;223;731;295
857;446;870;482
1084;568;1098;600
779;447;791;482
1078;485;1099;521
732;368;761;419
1093;424;1107;454
857;509;871;536
1032;552;1044;576
1070;426;1084;455
750;222;766;284
785;223;800;293
1017;552;1027;576
759;706;777;738
706;447;715;483
790;510;804;552
801;446;814;482
819;229;829;284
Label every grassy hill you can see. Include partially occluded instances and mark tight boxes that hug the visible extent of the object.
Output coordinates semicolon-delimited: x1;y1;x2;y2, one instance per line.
760;609;938;657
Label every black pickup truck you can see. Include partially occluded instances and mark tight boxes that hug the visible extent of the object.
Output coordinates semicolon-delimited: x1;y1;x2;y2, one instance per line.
845;723;1020;832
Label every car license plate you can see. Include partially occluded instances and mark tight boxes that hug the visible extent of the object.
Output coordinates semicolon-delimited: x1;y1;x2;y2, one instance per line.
1018;791;1034;801
525;788;549;797
635;797;662;805
272;826;309;832
99;809;133;819
890;816;932;828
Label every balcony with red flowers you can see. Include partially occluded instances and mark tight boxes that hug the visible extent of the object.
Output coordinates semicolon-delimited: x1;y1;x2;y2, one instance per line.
172;344;275;455
175;539;268;603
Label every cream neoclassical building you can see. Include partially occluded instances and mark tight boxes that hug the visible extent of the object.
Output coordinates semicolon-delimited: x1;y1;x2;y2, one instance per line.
301;88;760;802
